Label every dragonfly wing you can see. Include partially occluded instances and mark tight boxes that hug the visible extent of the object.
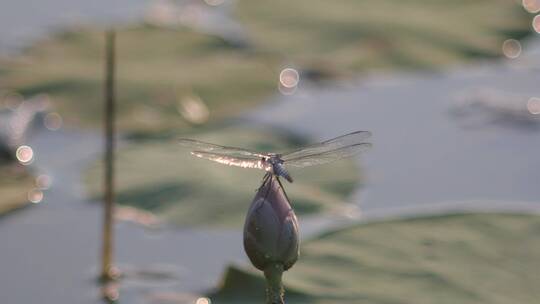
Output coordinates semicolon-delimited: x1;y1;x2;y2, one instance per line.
191;151;265;170
281;131;372;161
285;143;372;168
179;138;268;158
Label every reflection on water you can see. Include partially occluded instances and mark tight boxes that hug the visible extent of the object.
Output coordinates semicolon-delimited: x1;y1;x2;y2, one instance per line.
115;206;162;228
99;263;195;303
451;87;540;130
101;281;120;303
120;264;183;287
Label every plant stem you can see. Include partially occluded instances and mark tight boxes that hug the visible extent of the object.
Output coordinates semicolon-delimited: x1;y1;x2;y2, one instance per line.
264;263;285;304
101;29;116;281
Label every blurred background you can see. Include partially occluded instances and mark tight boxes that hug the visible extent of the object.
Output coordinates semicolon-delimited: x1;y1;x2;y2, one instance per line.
0;0;539;303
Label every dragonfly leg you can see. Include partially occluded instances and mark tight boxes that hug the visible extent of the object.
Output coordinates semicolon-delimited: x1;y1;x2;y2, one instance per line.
256;173;273;192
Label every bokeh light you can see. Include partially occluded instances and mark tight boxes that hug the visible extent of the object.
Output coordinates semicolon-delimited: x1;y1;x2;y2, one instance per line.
177;95;210;124
101;281;120;302
44;112;63;130
107;266;122;280
279;68;300;88
196;297;211;304
36;174;52;190
15;145;34;165
533;15;540;33
27;189;43;204
502;39;522;59
278;68;300;95
523;0;540;13
527;97;540;114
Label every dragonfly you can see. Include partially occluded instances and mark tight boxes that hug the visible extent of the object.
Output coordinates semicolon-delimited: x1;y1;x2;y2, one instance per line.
179;131;372;183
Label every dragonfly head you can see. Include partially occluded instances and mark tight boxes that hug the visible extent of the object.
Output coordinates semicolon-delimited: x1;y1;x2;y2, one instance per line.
267;155;284;165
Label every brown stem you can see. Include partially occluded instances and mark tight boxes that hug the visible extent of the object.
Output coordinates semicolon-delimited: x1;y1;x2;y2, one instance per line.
101;29;116;281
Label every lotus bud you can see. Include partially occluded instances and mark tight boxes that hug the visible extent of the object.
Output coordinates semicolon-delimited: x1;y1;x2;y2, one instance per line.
243;173;300;272
243;173;299;303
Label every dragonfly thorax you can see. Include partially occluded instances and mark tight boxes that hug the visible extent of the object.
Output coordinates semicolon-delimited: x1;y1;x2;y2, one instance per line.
264;156;293;183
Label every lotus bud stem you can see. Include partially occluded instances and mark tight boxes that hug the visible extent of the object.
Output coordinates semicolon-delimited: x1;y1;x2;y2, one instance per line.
264;263;284;304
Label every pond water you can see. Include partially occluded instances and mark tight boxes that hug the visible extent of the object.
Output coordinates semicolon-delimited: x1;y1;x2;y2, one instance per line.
0;0;245;54
0;127;245;303
2;61;538;302
248;37;540;218
0;1;248;303
0;0;152;53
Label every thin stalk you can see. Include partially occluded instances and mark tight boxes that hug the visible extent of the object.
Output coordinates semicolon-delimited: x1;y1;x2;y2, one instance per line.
101;29;116;281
